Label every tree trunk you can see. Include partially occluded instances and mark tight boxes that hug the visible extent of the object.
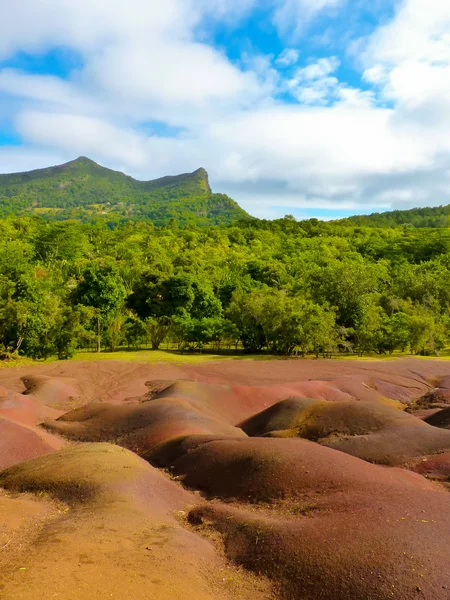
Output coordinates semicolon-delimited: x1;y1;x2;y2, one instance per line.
97;316;101;353
15;335;24;353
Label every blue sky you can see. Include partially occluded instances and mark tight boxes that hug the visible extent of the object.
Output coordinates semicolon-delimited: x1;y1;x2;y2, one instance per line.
0;0;449;219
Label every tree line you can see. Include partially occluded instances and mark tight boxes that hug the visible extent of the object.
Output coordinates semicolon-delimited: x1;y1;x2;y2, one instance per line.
1;215;450;360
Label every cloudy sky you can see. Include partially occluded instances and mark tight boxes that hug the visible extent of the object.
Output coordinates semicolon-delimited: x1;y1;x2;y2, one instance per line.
0;0;449;219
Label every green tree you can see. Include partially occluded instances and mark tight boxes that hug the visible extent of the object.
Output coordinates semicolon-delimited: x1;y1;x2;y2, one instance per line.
74;264;126;352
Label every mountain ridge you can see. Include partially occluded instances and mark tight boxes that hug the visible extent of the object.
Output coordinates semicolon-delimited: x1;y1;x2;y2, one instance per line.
0;157;248;226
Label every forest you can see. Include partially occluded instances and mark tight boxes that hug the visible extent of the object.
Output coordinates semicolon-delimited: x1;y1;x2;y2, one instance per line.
1;213;450;360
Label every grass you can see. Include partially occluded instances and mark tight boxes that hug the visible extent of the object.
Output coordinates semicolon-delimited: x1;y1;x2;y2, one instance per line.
74;349;237;364
2;347;450;370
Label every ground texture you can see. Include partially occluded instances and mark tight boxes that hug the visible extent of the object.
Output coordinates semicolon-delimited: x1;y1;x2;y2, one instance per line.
2;357;450;599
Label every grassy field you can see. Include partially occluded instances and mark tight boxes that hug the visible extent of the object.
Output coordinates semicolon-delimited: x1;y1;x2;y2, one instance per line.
2;347;450;370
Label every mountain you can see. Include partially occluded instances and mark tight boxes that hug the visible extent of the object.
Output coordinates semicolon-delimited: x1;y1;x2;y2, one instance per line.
0;157;251;226
338;204;450;228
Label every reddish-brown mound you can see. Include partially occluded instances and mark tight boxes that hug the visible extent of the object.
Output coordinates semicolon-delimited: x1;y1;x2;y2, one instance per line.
0;383;66;468
239;397;450;465
413;388;450;410
177;437;450;600
424;406;450;429
21;374;83;409
189;494;450;600
0;419;57;470
4;359;450;599
0;443;193;508
0;357;447;420
411;452;450;483
43;396;246;461
0;444;272;600
170;437;436;503
0;386;61;427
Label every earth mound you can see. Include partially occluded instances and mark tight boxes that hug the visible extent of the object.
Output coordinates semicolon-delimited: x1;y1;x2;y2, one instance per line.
0;419;57;470
0;383;66;469
169;436;436;502
21;374;83;409
240;397;450;465
411;451;450;485
424;406;450;429
0;443;192;507
42;395;246;462
178;437;450;600
412;388;450;410
3;358;450;599
0;444;272;600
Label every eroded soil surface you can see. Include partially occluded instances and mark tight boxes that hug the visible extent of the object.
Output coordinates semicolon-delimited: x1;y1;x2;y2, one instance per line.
2;358;450;599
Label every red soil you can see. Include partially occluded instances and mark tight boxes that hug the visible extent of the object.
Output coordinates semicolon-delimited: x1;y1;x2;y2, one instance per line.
43;394;246;462
0;444;271;600
239;397;450;465
411;451;450;483
0;356;447;416
424;406;450;429
179;437;450;599
0;386;61;427
21;374;83;409
0;420;57;470
3;358;450;599
0;381;66;469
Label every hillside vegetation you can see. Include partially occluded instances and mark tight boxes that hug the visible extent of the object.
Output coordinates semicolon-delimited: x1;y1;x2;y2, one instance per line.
1;214;450;360
0;157;249;226
341;204;450;228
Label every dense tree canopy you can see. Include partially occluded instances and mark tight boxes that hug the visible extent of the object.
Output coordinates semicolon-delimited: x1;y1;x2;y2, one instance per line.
1;214;450;359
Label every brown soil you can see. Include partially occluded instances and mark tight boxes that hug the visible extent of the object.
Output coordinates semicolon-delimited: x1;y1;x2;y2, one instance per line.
0;356;447;414
42;394;247;462
239;397;450;465
21;374;83;409
0;444;273;600
424;406;450;429
2;358;450;599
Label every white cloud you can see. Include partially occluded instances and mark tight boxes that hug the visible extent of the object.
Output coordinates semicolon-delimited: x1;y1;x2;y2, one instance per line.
360;0;450;159
285;57;344;105
294;57;340;81
2;0;450;219
363;0;450;66
275;48;300;67
362;65;387;85
0;0;259;114
274;0;346;38
16;111;150;167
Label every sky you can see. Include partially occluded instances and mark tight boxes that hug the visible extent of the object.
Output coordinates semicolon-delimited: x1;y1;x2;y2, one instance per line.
0;0;449;219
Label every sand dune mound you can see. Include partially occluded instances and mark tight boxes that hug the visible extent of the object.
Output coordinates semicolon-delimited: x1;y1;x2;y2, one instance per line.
189;489;450;600
0;382;66;468
424;406;450;429
0;443;192;508
171;438;450;600
170;437;436;503
413;388;450;410
0;419;58;470
4;359;450;599
43;396;246;461
411;451;450;484
0;444;272;600
0;385;62;425
21;374;83;408
240;397;450;465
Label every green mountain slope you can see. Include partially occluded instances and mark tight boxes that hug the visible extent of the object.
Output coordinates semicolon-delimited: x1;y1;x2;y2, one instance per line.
338;204;450;228
0;157;251;226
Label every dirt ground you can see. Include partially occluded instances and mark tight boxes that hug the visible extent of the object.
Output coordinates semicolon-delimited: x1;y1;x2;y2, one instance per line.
2;357;450;599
